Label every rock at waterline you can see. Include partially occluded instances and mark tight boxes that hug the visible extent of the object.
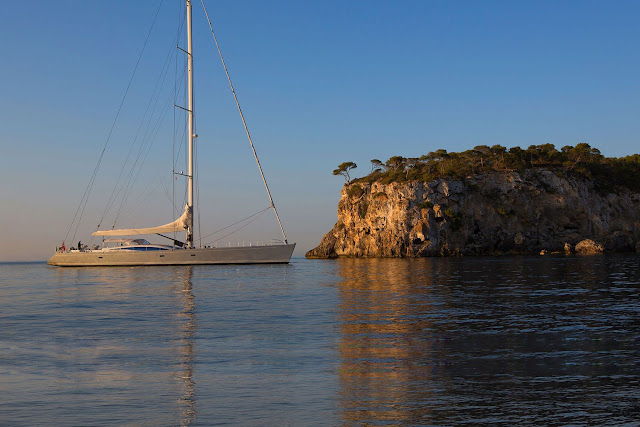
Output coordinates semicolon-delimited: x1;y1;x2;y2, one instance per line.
575;239;604;255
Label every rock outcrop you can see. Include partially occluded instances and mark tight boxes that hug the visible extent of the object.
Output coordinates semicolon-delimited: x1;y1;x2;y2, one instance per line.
306;169;640;258
574;239;604;254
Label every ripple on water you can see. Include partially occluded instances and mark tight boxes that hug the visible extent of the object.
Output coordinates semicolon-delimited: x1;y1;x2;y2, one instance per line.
0;255;639;424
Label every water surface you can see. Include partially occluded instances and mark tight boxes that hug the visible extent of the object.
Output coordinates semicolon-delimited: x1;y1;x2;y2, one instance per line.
1;255;639;424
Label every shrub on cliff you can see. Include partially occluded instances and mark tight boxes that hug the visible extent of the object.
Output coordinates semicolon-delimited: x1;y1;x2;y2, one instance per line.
347;185;365;198
343;144;640;192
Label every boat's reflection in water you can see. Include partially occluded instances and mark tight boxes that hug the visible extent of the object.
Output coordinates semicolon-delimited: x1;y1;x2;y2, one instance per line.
47;265;201;424
336;258;451;425
176;266;196;425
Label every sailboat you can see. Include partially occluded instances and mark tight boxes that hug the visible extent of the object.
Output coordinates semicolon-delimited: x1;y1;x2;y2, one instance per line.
48;1;295;266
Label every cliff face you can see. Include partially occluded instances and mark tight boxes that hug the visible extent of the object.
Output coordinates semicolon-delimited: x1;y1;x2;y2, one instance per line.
306;169;640;258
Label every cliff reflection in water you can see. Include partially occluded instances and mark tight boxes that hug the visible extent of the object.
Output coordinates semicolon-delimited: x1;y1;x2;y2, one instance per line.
335;256;640;425
336;258;447;424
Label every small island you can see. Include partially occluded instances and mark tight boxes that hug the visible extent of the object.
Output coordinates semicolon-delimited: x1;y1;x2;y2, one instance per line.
307;143;640;258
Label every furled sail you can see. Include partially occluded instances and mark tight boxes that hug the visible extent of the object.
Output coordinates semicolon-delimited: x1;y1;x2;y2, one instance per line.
93;205;191;236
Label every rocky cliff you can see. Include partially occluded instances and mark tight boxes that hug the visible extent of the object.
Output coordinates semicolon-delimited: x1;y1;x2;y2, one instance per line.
306;169;640;258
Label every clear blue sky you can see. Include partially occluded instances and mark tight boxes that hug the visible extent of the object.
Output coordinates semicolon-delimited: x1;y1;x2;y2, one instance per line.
1;0;639;261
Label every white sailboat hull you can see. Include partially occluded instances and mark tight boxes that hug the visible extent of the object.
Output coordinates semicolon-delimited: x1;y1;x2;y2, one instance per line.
47;244;295;267
50;3;295;266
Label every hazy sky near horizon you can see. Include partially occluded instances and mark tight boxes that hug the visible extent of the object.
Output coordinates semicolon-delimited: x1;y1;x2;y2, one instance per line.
1;0;639;261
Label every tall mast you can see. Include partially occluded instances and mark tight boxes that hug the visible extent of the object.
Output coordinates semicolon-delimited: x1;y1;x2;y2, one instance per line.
186;0;195;248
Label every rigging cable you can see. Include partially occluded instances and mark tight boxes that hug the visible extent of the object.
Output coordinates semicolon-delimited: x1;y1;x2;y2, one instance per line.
202;206;272;246
194;119;202;248
111;50;187;226
172;2;180;247
110;63;187;228
66;0;165;245
115;166;179;227
96;12;185;232
200;0;289;244
112;89;178;227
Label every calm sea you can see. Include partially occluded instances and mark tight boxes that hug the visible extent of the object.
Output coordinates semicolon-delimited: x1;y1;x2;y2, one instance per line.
1;255;639;425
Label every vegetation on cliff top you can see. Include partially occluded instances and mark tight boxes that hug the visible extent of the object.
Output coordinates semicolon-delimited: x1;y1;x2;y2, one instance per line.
335;144;640;192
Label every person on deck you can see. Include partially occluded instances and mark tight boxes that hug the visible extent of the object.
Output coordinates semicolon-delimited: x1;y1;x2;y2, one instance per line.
61;242;66;252
78;241;82;251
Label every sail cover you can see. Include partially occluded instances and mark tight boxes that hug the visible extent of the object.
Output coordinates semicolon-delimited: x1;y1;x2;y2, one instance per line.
93;205;191;236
